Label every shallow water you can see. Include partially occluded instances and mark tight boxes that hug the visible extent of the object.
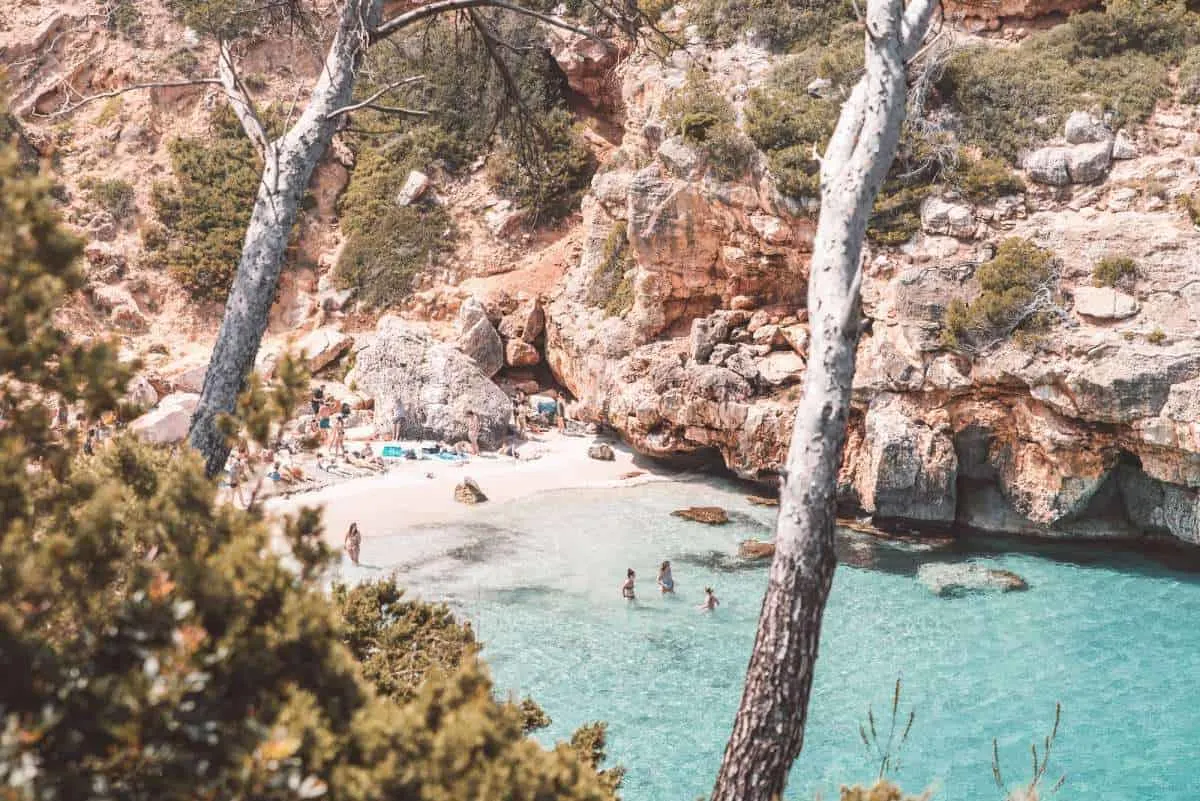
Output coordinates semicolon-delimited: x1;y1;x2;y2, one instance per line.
344;479;1200;800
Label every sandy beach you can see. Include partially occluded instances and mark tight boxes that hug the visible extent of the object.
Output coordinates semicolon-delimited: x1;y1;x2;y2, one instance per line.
267;430;679;541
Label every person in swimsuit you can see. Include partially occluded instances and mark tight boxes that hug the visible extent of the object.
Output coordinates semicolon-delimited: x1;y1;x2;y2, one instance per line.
657;560;675;594
555;393;567;433
699;586;720;611
466;410;481;455
391;397;406;441
621;568;636;600
344;522;362;566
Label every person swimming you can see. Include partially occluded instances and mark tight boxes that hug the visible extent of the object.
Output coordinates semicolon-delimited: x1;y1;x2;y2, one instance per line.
621;568;636;600
657;560;675;594
699;586;719;611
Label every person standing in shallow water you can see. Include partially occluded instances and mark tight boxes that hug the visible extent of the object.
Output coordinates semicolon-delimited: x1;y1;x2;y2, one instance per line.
344;522;362;566
621;568;636;600
466;410;481;455
699;586;719;611
391;396;405;441
657;560;675;594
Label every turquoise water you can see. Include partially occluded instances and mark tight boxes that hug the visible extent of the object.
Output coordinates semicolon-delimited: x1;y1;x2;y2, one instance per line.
348;479;1200;800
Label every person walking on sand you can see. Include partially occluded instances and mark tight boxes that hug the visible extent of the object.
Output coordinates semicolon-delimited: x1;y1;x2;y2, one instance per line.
555;392;567;433
228;455;246;508
466;410;481;455
657;560;675;594
621;568;636;601
344;522;362;566
331;414;346;457
391;396;406;441
698;586;720;611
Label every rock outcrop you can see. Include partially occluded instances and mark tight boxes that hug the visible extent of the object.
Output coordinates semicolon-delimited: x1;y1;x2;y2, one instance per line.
672;507;730;525
130;393;200;444
349;316;512;449
917;563;1029;596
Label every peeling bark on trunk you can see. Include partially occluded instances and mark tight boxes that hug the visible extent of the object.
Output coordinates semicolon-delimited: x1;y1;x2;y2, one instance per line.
189;0;380;477
710;1;939;799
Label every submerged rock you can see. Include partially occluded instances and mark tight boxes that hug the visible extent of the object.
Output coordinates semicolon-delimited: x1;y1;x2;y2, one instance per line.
738;539;775;559
746;494;779;507
672;506;729;525
454;477;488;504
917;562;1029;597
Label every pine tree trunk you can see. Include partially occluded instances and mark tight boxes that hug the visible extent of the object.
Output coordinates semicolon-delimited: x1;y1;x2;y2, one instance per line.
189;0;379;477
710;0;938;797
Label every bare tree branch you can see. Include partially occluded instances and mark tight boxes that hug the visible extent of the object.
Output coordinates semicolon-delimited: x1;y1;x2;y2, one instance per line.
217;39;270;154
358;103;431;116
370;0;608;46
324;74;425;119
31;78;221;119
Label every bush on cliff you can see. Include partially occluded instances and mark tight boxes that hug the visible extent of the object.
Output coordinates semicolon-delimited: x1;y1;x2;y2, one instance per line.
589;220;635;316
940;0;1197;161
942;238;1059;350
664;70;757;181
691;0;857;52
150;107;263;303
0;141;620;800
489;107;597;223
335;142;454;308
1093;255;1138;287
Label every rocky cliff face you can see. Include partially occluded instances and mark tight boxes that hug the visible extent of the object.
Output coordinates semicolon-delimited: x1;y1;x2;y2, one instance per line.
543;40;1200;548
8;0;1200;548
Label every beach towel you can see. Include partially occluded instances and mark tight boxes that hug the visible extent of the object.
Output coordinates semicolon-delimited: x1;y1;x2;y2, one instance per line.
381;445;406;459
436;451;466;462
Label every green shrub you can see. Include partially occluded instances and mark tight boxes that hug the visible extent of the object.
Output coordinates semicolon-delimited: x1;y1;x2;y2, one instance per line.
335;144;454;307
1180;46;1200;102
744;30;862;201
589;220;635;316
106;0;144;40
95;96;122;126
85;177;136;221
1148;327;1167;344
866;182;929;246
1093;255;1138;286
663;70;755;181
490;108;596;222
954;155;1025;202
1177;191;1200;225
939;0;1197;160
942;238;1058;348
151;107;262;302
690;0;856;52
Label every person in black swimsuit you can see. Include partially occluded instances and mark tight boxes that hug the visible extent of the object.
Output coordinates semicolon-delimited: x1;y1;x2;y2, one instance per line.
621;568;636;600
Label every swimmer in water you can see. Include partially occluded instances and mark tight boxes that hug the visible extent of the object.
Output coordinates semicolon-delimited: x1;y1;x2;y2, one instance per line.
621;568;636;600
657;560;675;594
698;586;719;611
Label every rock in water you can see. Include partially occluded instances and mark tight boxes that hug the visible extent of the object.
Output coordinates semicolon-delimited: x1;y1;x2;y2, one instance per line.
916;562;1029;597
746;495;779;507
454;477;488;504
587;443;615;461
672;506;730;525
738;539;775;559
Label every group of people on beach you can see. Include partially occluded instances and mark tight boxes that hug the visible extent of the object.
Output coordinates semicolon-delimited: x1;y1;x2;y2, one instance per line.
622;561;719;611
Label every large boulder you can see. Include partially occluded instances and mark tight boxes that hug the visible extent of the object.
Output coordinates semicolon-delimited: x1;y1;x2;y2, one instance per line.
1023;147;1070;186
1073;286;1139;320
757;351;806;386
738;539;776;559
454;477;488;504
129;393;200;444
1064;111;1110;145
395;170;430;206
1065;140;1113;184
352;316;513;449
498;299;546;343
458;317;505;378
921;197;976;238
505;339;541;368
854;394;957;523
297;327;353;373
916;562;1029;597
